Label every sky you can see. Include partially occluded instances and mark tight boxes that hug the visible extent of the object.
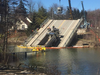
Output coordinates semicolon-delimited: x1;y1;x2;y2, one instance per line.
30;0;100;11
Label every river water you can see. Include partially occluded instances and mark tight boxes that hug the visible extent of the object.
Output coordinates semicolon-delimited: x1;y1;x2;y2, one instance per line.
8;46;100;75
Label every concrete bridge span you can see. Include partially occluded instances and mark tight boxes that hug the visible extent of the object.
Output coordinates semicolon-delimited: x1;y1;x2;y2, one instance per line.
25;18;83;47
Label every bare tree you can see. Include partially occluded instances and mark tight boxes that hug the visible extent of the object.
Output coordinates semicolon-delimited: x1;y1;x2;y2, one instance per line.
48;7;54;19
0;0;9;62
28;0;35;19
37;1;43;10
52;3;58;14
28;0;35;13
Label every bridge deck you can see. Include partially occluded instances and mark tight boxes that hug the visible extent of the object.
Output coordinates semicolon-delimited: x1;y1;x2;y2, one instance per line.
26;18;83;47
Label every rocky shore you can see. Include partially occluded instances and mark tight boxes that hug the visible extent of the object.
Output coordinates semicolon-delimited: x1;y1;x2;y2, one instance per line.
0;63;46;75
7;31;28;45
8;37;26;45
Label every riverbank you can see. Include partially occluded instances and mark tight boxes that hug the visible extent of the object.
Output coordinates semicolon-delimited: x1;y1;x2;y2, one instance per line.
0;64;46;75
8;36;27;45
7;31;97;47
8;32;27;45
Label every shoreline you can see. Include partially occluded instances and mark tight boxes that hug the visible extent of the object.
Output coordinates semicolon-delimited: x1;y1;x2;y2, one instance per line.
0;62;46;75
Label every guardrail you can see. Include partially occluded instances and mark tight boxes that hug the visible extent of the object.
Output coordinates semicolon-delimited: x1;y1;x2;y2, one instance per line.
23;29;38;45
63;18;83;47
23;18;50;46
40;18;49;28
30;19;54;47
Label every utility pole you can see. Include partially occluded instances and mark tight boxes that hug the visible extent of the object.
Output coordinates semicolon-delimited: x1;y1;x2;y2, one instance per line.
68;0;73;20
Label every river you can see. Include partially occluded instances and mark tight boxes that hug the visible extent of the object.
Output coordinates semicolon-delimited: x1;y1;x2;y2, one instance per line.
8;46;100;75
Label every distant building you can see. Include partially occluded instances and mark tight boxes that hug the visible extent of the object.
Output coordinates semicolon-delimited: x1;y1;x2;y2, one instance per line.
16;17;32;30
9;16;32;31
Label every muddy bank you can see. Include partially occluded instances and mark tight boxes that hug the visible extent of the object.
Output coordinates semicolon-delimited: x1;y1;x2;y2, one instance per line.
7;31;28;45
8;36;27;45
0;64;46;75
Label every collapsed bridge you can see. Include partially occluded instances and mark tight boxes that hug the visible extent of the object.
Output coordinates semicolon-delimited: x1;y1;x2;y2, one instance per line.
24;18;83;47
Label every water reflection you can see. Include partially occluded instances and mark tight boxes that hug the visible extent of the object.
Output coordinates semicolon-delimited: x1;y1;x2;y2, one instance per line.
7;46;100;75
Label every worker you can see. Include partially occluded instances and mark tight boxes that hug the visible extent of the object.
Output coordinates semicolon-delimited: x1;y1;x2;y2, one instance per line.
47;27;51;31
52;26;55;29
52;26;57;32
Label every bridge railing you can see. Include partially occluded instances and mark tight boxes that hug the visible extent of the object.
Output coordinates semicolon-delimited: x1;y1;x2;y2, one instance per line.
40;18;49;28
30;19;54;47
23;18;50;46
63;18;83;47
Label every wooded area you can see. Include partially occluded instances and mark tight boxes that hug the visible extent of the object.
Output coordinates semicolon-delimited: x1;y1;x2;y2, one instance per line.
87;9;100;28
